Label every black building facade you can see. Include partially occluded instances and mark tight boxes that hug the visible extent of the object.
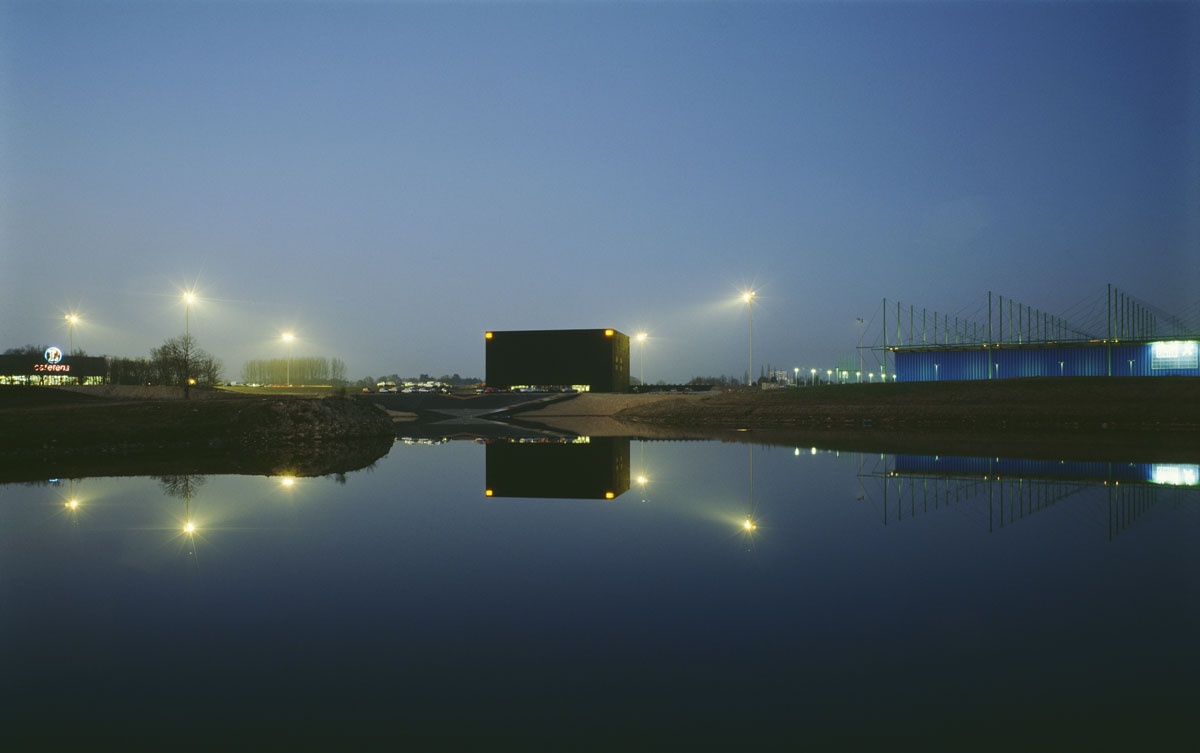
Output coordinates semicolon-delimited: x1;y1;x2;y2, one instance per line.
484;328;630;392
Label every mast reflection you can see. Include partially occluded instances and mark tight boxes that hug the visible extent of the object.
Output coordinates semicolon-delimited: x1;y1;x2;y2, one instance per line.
864;454;1198;539
484;437;630;500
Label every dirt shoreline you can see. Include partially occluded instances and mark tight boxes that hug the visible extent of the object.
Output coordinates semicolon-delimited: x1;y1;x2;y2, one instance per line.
518;378;1200;461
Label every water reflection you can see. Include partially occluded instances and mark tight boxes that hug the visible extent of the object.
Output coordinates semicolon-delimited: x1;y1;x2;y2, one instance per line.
3;437;1197;744
484;437;630;499
863;453;1199;540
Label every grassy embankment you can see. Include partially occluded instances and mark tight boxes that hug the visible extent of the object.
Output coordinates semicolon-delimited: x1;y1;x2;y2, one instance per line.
614;376;1200;461
0;386;395;482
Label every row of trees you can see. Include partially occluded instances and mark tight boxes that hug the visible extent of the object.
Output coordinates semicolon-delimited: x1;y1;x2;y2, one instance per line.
111;335;222;386
240;357;347;386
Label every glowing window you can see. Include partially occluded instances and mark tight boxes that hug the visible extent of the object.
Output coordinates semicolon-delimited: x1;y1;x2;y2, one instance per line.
1151;341;1197;370
1151;465;1199;486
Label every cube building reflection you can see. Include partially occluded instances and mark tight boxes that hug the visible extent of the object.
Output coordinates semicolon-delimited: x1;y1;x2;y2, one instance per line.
486;437;630;500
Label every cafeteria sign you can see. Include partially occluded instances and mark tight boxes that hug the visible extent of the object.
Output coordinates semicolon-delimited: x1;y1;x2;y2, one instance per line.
35;346;70;373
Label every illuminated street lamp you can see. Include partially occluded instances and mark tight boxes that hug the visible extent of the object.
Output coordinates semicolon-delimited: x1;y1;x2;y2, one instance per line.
65;314;80;355
636;332;648;387
183;291;196;400
742;291;755;386
810;368;816;386
282;332;295;386
826;369;832;385
793;367;799;386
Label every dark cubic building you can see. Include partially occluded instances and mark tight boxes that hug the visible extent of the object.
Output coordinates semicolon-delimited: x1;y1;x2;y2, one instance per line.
485;328;630;392
485;437;631;500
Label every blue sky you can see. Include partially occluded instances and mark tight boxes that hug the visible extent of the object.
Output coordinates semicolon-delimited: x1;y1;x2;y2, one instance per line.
2;0;1197;383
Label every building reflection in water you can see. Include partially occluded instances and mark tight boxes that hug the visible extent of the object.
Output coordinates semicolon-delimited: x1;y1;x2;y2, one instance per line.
485;437;630;500
860;454;1199;540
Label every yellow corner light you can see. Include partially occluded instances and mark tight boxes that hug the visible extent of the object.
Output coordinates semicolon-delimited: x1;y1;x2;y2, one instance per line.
605;329;614;337
485;489;494;497
485;331;493;339
605;491;615;499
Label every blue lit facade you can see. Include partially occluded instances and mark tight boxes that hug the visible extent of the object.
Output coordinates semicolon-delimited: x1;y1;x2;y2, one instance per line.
892;339;1200;382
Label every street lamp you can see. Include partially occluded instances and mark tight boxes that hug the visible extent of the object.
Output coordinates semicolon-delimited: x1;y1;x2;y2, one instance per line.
856;317;864;376
810;368;816;386
183;291;196;400
934;363;939;381
636;332;647;388
826;369;832;385
282;332;295;386
65;314;80;355
793;367;799;386
742;291;755;386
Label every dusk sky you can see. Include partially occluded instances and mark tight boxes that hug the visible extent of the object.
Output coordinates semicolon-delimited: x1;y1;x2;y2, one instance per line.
3;1;1197;383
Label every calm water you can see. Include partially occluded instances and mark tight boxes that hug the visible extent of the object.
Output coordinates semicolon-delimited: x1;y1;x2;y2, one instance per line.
2;437;1197;748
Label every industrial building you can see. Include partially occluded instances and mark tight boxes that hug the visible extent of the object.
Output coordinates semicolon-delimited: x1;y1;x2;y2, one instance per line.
484;328;630;392
875;287;1199;382
0;350;108;385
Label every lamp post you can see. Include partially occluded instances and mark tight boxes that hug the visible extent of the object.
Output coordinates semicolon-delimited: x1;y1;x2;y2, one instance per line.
810;368;816;386
65;314;79;355
183;292;195;400
793;367;799;387
826;369;832;385
283;332;295;386
636;332;647;388
742;292;755;386
856;317;864;376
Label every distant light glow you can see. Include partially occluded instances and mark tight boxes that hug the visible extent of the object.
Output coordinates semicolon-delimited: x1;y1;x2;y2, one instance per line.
636;475;648;485
743;518;756;531
1150;341;1198;370
280;476;296;487
282;332;294;342
184;522;196;534
1151;464;1199;486
742;291;755;303
636;332;647;342
66;499;79;510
